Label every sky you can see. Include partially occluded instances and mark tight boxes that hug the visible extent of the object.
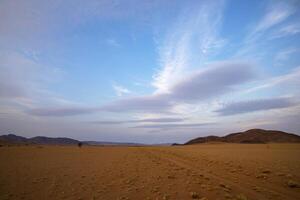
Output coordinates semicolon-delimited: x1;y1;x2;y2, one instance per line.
0;0;300;143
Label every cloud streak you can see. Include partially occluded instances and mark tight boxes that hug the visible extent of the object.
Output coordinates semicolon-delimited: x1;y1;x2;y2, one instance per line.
152;0;226;93
253;1;295;34
92;117;186;124
26;106;98;116
26;61;256;116
244;66;300;94
271;23;300;39
216;97;297;116
113;84;131;97
131;122;216;129
168;61;256;102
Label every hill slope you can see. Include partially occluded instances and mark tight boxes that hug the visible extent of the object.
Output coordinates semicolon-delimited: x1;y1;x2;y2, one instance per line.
0;134;28;144
185;129;300;145
0;134;146;146
0;134;80;145
29;136;80;145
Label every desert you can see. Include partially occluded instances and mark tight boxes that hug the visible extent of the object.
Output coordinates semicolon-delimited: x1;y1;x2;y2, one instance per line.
1;0;300;199
0;142;299;200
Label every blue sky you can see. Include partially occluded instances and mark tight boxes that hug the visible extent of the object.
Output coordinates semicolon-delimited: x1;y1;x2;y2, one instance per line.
0;0;300;143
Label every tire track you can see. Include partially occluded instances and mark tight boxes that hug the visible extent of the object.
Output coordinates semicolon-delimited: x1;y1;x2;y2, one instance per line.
141;148;299;200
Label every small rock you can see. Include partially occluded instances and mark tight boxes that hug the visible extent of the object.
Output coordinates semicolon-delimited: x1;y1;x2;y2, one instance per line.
286;174;293;178
261;169;271;174
236;194;248;200
256;174;267;179
167;175;175;179
190;192;199;199
287;180;299;188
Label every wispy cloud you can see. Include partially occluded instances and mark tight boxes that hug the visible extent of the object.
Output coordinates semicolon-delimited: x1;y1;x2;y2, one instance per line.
236;1;297;58
112;83;131;97
274;47;298;65
106;38;121;48
216;97;297;116
131;122;215;129
26;106;98;117
92;117;186;124
252;1;295;35
26;61;256;116
244;66;300;94
167;61;256;103
152;0;226;93
270;22;300;39
0;0;170;48
89;61;255;114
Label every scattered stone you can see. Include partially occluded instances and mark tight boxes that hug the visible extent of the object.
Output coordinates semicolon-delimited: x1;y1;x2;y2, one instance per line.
236;194;248;200
256;174;267;179
252;186;261;192
219;183;231;192
261;169;271;174
286;174;293;178
190;192;199;199
287;180;299;188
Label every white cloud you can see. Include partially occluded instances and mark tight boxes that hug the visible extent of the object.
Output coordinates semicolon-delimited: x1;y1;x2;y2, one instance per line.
92;117;186;124
274;47;298;65
152;0;226;93
112;84;131;97
270;23;300;39
131;122;215;129
216;97;297;116
26;61;256;116
244;66;300;94
253;1;295;34
237;1;297;58
106;38;120;47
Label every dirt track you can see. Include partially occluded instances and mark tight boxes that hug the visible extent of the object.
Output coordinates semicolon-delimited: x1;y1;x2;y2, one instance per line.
0;144;299;200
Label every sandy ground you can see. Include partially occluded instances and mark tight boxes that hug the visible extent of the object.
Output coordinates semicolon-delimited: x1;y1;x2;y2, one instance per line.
0;144;299;200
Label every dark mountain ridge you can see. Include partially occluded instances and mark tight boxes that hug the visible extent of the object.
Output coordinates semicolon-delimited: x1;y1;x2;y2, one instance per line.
0;134;145;146
0;134;80;145
185;129;300;145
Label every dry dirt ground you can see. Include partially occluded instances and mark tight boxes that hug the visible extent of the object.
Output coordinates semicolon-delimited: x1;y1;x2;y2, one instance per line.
0;144;299;200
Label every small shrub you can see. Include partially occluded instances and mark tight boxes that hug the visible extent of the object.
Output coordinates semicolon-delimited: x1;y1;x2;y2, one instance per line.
78;142;83;148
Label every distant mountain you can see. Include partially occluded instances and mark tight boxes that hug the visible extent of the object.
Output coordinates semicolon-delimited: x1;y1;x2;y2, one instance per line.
0;134;80;145
0;134;146;146
0;134;28;144
185;129;300;145
29;136;79;145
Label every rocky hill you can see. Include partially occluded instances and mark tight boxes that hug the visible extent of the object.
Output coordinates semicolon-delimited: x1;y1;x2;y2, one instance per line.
0;134;80;145
0;134;146;146
185;129;300;145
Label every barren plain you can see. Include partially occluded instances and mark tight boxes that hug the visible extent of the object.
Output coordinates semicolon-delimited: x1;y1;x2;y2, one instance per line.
0;144;299;200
